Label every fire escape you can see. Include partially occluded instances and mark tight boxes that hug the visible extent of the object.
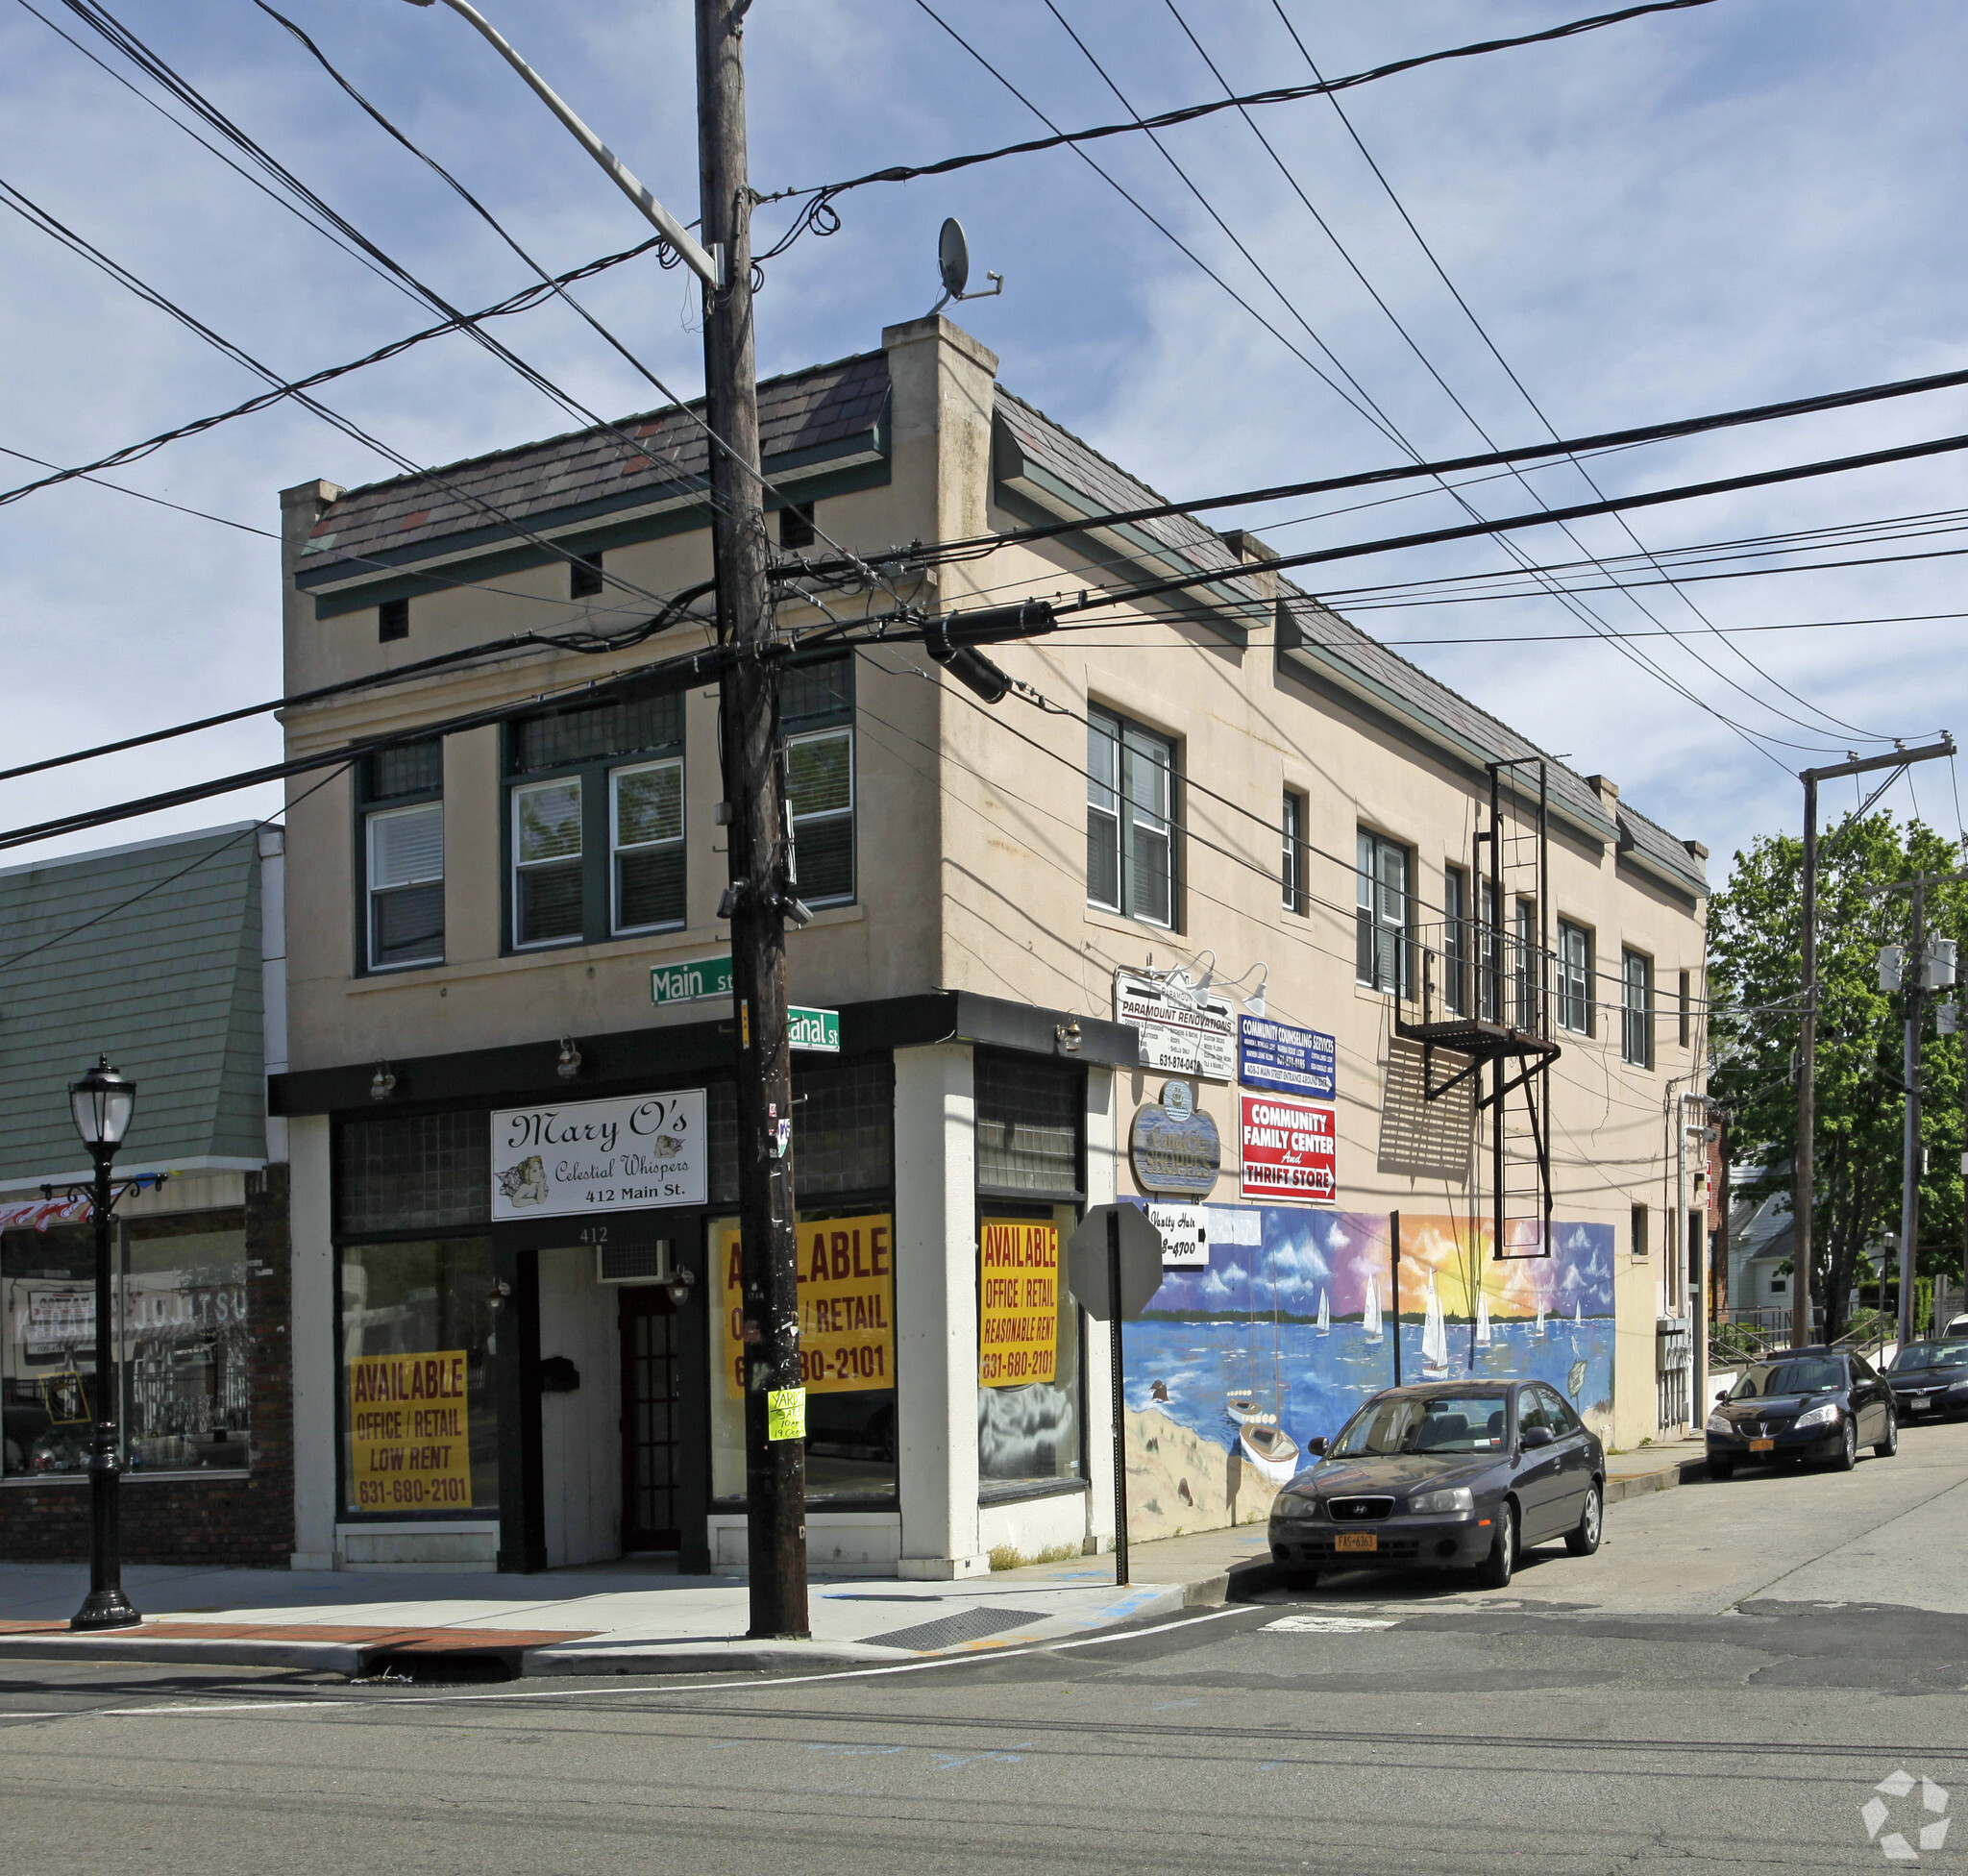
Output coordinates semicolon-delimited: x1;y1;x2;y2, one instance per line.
1395;757;1561;1259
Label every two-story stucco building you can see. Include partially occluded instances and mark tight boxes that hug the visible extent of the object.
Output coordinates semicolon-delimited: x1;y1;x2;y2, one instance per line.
270;314;1709;1578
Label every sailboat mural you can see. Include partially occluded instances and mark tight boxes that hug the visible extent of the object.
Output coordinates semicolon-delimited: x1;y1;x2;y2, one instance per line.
1536;1300;1547;1339
1420;1272;1449;1379
1119;1207;1615;1546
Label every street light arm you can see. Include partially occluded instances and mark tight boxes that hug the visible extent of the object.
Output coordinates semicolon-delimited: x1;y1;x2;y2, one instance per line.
406;0;723;288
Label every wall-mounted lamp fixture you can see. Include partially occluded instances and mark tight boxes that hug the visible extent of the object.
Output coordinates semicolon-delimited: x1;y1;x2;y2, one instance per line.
556;1037;582;1080
487;1276;513;1311
370;1063;397;1101
1054;1019;1083;1055
664;1265;698;1308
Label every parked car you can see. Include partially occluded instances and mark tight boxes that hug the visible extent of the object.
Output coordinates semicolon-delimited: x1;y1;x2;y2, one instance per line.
1942;1314;1968;1340
1885;1340;1968;1420
1705;1346;1897;1476
1267;1380;1604;1592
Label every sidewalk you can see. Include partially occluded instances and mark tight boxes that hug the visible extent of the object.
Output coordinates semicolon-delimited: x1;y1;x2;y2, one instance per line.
0;1446;1706;1681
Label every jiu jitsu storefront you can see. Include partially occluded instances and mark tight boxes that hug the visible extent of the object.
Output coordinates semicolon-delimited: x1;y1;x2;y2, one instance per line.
273;993;1141;1577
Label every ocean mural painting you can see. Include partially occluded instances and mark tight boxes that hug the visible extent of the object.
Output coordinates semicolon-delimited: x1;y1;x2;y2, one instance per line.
1119;1205;1615;1543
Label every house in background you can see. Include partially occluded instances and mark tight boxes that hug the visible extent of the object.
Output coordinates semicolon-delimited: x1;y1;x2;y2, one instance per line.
0;822;292;1567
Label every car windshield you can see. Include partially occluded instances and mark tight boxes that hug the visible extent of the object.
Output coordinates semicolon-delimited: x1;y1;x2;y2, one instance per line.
1890;1342;1968;1372
1730;1358;1845;1398
1331;1395;1509;1456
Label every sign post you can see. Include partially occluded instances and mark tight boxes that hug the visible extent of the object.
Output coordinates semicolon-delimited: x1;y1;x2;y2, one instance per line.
1067;1202;1166;1588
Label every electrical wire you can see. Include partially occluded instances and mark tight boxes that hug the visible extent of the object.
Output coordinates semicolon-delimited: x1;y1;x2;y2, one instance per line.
1268;0;1897;748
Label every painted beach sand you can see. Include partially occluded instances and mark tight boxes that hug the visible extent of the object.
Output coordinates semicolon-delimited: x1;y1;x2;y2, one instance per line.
1119;1209;1615;1543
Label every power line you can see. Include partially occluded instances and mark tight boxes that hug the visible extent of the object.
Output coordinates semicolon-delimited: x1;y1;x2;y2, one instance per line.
1268;0;1896;748
758;0;1724;209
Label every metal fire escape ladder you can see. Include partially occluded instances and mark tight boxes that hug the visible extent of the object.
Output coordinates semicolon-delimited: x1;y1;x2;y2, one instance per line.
1394;757;1560;1259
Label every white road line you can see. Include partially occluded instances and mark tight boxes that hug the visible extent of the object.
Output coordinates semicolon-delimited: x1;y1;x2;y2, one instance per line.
83;1604;1257;1720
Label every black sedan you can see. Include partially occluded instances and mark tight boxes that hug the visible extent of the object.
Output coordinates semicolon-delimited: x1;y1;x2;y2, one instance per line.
1705;1346;1897;1477
1268;1380;1605;1592
1886;1340;1968;1421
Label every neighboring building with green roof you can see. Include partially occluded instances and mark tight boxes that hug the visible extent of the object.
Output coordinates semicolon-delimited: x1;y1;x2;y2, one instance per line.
0;823;294;1568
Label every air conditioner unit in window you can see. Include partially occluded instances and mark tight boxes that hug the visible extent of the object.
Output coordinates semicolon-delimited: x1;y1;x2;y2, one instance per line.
596;1237;675;1285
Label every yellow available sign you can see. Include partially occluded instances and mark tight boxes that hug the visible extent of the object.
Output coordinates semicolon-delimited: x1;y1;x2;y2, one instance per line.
347;1350;472;1512
978;1218;1059;1387
718;1215;894;1399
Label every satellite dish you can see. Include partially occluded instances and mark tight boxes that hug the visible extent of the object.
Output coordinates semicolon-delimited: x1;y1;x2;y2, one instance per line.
930;217;1003;316
938;218;971;302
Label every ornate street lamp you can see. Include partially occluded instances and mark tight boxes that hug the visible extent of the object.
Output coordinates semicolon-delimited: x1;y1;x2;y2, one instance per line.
68;1056;140;1630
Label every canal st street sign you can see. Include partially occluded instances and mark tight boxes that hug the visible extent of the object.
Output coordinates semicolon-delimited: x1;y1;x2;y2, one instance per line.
491;1089;707;1219
650;956;838;1052
1240;1092;1337;1203
1114;970;1236;1080
1238;1015;1336;1100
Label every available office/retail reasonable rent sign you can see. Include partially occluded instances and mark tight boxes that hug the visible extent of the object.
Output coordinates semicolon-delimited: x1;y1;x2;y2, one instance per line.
490;1090;707;1218
977;1217;1061;1387
716;1214;894;1397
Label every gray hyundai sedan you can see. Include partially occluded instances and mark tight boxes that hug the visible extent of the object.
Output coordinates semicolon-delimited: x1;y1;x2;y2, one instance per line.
1268;1380;1605;1592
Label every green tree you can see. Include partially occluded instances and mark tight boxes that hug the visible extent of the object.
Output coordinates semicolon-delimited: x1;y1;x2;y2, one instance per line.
1708;812;1968;1338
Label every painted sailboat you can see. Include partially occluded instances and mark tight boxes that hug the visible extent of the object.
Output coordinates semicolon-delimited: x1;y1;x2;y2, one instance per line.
1573;1300;1585;1335
1474;1291;1491;1347
1227;1243;1267;1422
1420;1272;1449;1379
1239;1419;1302;1483
1316;1288;1331;1337
1535;1300;1547;1339
1363;1280;1384;1345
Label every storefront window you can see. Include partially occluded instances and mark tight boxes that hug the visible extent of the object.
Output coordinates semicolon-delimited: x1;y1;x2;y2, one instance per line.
710;1209;897;1505
339;1238;498;1514
975;1054;1084;1489
2;1217;253;1479
977;1203;1082;1486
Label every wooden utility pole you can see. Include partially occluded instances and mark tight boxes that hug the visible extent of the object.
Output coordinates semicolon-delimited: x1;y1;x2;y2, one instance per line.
696;0;807;1638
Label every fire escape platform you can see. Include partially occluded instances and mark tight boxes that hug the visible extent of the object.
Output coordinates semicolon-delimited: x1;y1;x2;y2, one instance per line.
1393;1015;1562;1066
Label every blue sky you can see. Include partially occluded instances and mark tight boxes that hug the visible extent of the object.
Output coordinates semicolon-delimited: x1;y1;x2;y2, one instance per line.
4;0;1967;876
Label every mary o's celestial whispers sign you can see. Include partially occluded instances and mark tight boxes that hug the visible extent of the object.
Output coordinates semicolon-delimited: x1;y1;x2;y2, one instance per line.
490;1090;707;1219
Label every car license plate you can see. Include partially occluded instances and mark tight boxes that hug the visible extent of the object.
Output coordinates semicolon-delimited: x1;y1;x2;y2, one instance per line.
1335;1532;1377;1554
1750;1438;1775;1452
1909;1398;1927;1413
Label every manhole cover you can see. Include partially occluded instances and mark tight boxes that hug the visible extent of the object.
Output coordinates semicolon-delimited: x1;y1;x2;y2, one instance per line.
864;1606;1050;1652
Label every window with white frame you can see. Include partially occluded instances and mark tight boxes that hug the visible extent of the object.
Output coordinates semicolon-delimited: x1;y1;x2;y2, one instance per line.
1281;791;1307;915
1557;919;1593;1035
1477;877;1499;1022
507;692;685;950
1088;707;1175;926
1514;898;1539;1028
783;654;855;906
361;740;444;971
1355;829;1410;995
1442;864;1469;1016
1623;947;1655;1067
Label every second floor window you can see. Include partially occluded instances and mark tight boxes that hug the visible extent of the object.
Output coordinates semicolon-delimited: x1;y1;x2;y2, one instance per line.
361;739;444;971
782;654;855;906
1442;864;1469;1016
1088;707;1175;926
1281;791;1307;915
1557;919;1593;1034
508;692;685;950
1355;829;1410;995
1624;948;1655;1068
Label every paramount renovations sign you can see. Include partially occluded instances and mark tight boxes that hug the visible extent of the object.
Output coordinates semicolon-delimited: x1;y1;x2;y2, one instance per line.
1114;971;1236;1080
491;1090;707;1219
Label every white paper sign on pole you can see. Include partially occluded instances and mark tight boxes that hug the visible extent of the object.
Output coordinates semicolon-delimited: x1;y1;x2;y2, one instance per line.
490;1089;707;1219
1146;1202;1209;1268
1113;971;1236;1080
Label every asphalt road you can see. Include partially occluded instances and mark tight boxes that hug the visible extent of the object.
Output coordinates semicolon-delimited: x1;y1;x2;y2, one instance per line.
7;1421;1968;1875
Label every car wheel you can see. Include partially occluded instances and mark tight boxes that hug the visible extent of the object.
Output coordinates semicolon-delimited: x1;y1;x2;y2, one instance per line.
1564;1482;1603;1557
1831;1418;1858;1471
1709;1457;1734;1480
1475;1500;1516;1590
1875;1414;1898;1460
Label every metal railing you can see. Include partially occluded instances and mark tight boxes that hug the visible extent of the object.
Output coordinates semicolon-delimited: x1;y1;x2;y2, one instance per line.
1390;916;1556;1041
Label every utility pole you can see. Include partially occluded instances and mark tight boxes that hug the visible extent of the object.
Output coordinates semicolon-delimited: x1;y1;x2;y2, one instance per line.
697;0;807;1638
1794;738;1954;1349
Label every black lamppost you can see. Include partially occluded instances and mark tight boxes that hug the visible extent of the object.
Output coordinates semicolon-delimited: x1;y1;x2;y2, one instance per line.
69;1055;139;1631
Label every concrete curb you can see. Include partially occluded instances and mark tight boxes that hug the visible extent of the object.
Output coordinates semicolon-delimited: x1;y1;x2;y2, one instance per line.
1605;1456;1710;1507
0;1635;365;1674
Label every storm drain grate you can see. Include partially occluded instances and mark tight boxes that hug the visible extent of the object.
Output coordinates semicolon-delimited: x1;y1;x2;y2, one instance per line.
863;1606;1051;1652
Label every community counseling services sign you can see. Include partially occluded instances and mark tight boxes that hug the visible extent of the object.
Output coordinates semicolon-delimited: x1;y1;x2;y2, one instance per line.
490;1090;707;1219
1240;1093;1337;1202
